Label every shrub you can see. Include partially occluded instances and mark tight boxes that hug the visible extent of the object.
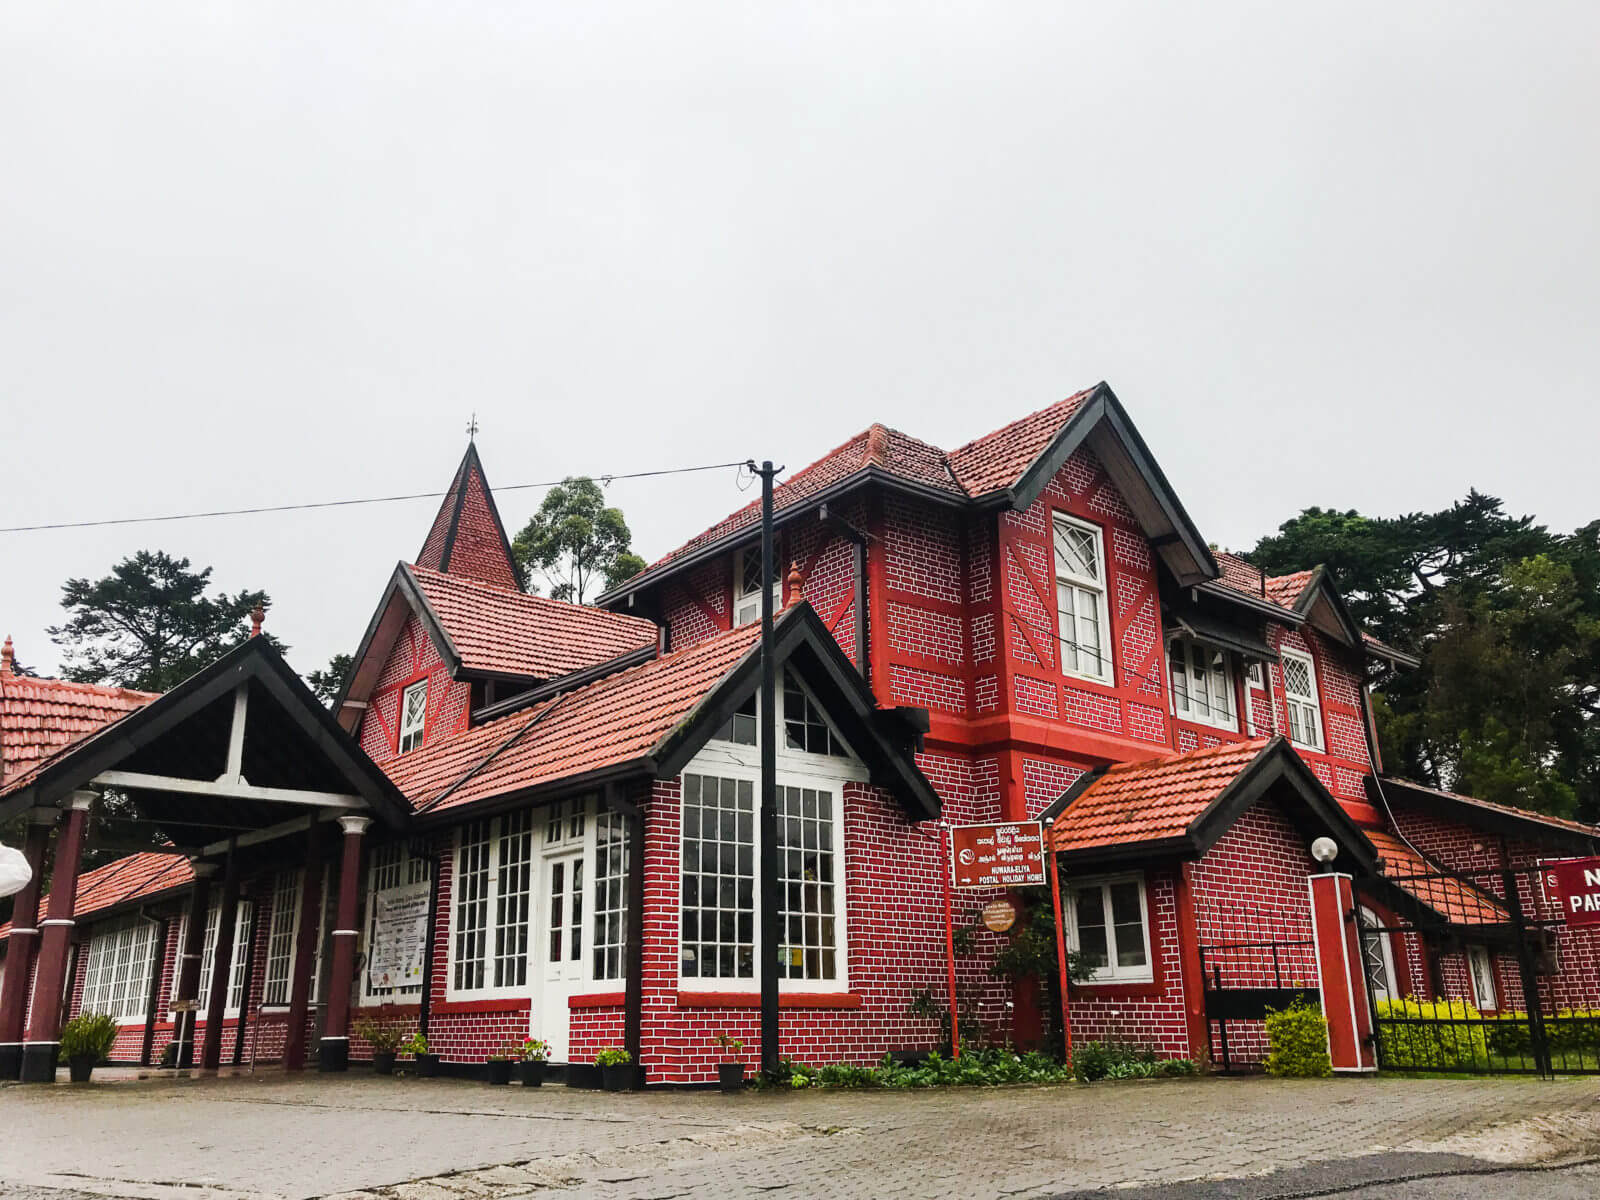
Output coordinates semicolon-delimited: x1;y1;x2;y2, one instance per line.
1374;998;1488;1069
402;1032;430;1056
60;1013;119;1061
1485;1009;1600;1058
595;1047;631;1067
354;1019;403;1053
1264;996;1331;1078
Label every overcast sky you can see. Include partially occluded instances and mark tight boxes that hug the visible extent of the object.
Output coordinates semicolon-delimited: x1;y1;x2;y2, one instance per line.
3;4;1596;680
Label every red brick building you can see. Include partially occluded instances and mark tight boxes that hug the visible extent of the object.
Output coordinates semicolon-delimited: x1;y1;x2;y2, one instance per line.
4;384;1598;1083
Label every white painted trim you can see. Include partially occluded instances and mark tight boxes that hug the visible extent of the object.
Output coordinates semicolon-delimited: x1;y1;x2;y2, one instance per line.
338;814;373;837
331;929;359;938
1052;511;1115;686
1309;873;1376;1074
1060;872;1154;985
40;918;76;928
8;927;39;937
221;685;249;782
66;790;95;812
94;770;364;809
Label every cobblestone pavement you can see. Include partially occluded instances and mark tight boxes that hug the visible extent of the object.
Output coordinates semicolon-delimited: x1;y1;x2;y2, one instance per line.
2;1072;1598;1200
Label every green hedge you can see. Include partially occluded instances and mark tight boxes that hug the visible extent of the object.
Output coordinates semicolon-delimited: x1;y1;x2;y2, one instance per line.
1264;996;1331;1078
1485;1009;1600;1057
1374;998;1489;1069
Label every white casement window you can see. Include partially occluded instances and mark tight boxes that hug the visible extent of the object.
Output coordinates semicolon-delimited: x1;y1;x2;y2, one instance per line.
175;900;254;1017
360;843;432;1005
1053;514;1113;683
592;809;630;981
449;810;535;996
261;870;300;1006
1168;638;1238;732
79;919;159;1022
679;766;849;991
715;672;852;760
1467;946;1498;1011
1065;875;1152;984
732;544;780;628
1280;649;1324;751
398;679;429;753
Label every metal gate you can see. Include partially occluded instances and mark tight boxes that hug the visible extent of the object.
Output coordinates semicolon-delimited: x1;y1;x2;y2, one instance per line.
1354;860;1600;1077
1198;911;1318;1074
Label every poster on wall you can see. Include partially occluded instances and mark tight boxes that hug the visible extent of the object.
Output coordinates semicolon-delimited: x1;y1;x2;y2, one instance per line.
367;882;431;989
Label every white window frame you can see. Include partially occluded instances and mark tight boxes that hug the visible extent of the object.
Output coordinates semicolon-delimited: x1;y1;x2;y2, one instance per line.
1064;873;1153;985
1167;637;1239;732
1052;513;1114;684
1467;945;1498;1011
80;918;160;1023
592;806;630;983
1358;906;1397;1004
732;544;781;628
1280;648;1325;751
173;900;254;1019
261;869;300;1008
447;810;536;1000
398;679;429;754
359;843;432;1006
677;740;854;994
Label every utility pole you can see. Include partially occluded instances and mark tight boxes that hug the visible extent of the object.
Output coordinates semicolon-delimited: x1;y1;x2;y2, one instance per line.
750;459;782;1075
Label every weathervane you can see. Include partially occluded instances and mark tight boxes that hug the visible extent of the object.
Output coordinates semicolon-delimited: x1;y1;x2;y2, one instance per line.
466;412;479;442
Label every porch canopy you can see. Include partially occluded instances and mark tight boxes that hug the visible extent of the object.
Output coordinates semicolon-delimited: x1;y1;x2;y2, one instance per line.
0;636;409;1080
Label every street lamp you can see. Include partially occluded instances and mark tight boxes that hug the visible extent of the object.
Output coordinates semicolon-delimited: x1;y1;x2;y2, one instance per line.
0;842;31;898
1310;836;1339;871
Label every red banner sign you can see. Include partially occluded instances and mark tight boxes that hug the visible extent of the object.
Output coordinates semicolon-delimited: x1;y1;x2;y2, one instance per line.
949;822;1045;889
1544;856;1600;927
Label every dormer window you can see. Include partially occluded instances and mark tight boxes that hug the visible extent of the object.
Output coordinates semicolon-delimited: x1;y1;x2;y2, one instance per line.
1168;637;1238;732
1280;649;1324;751
1053;514;1112;683
733;545;780;627
399;679;429;753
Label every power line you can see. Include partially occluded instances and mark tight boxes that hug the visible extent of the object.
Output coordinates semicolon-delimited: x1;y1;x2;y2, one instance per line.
0;461;754;534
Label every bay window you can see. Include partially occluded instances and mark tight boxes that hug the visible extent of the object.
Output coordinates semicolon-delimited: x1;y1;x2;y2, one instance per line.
1066;875;1151;984
1168;637;1238;731
1053;514;1112;683
1280;649;1324;751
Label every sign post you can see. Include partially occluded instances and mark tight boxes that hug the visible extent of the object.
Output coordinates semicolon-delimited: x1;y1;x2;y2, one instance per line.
1544;856;1600;927
941;824;960;1058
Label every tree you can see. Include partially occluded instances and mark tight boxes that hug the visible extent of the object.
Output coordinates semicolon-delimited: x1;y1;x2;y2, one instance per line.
306;653;353;706
49;551;280;693
511;478;646;604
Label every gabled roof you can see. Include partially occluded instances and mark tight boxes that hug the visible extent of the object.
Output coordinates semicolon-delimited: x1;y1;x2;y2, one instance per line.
0;851;193;943
599;381;1218;605
383;601;940;821
1206;554;1408;662
1363;828;1508;927
1042;737;1377;871
415;442;520;591
0;636;410;833
1;639;159;784
1372;775;1600;850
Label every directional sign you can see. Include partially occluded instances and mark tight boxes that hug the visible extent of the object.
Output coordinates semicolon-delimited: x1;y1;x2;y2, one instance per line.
1544;856;1600;928
949;822;1046;890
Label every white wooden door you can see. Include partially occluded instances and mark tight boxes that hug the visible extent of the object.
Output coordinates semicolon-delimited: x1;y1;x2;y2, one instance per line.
535;850;585;1061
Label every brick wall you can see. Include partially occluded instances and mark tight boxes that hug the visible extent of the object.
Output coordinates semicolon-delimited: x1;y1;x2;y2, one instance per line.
358;614;471;767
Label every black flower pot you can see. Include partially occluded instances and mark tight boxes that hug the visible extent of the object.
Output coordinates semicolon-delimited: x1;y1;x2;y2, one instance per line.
68;1054;97;1084
601;1063;633;1092
519;1059;546;1087
373;1051;396;1076
414;1053;440;1078
718;1062;745;1093
486;1058;513;1085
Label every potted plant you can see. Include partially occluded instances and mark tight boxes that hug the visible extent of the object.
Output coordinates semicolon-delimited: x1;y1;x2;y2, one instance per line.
486;1044;517;1085
518;1038;551;1087
60;1012;119;1083
404;1032;440;1078
714;1032;745;1093
356;1018;403;1075
595;1047;633;1092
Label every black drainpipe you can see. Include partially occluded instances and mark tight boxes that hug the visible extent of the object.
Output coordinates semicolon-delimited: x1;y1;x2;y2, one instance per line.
819;502;871;682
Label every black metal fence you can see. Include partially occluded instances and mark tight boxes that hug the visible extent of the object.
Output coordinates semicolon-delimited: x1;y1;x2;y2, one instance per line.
1198;920;1318;1074
1354;860;1600;1078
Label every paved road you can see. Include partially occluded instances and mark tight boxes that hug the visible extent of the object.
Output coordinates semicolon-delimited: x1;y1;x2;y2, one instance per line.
2;1071;1598;1199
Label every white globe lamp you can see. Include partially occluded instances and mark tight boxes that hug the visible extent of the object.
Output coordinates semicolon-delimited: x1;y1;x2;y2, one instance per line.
0;842;32;898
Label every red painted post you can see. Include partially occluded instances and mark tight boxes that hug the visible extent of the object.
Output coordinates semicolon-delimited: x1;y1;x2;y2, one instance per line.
319;815;370;1072
199;850;241;1071
20;792;93;1082
283;830;324;1072
1307;872;1377;1073
1046;830;1074;1066
0;811;53;1080
941;823;960;1058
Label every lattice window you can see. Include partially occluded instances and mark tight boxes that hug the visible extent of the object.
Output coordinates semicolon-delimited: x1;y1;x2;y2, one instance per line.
81;919;158;1022
452;820;492;991
733;545;780;627
398;679;429;753
1053;514;1112;682
544;796;586;847
783;675;849;758
776;785;838;981
1280;650;1324;751
593;809;629;981
680;773;756;980
494;811;534;988
262;870;300;1006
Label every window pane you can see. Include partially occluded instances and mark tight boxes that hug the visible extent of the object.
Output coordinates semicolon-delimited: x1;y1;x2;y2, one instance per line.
592;810;629;980
680;773;756;980
1109;882;1147;968
1074;889;1108;969
776;786;838;980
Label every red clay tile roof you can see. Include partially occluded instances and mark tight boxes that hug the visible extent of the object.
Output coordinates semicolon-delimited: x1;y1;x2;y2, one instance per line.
0;850;192;941
1380;777;1600;841
1365;828;1508;926
385;620;763;814
944;389;1096;496
1049;740;1268;854
1;654;159;784
1210;552;1313;612
409;565;657;681
415;444;520;591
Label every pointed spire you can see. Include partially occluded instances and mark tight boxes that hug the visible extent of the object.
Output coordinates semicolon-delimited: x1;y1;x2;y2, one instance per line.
1;635;13;676
415;441;521;591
